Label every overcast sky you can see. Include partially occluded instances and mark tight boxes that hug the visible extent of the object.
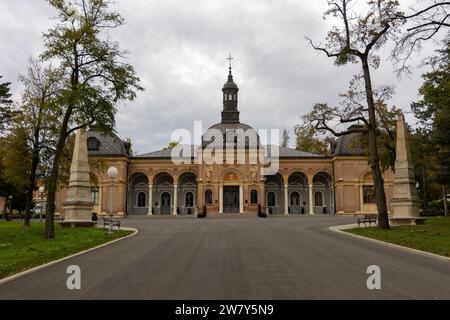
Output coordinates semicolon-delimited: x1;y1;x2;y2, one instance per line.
0;0;441;155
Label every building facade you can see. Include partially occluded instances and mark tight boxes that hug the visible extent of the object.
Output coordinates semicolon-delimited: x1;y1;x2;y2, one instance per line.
55;67;394;217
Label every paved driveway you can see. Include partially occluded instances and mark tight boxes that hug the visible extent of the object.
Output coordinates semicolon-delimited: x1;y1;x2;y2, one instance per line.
0;215;449;299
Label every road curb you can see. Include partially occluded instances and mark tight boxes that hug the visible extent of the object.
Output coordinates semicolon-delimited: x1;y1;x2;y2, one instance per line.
329;224;450;262
0;226;139;286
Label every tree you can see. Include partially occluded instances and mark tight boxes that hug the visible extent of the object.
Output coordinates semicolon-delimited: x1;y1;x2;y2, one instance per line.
281;128;290;148
294;124;333;155
164;141;180;150
412;40;450;216
0;75;17;133
393;1;450;72
41;0;143;239
307;0;404;229
19;59;62;227
0;125;32;213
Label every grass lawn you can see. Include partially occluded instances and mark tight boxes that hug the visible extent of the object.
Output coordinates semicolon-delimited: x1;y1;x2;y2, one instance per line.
0;221;132;280
347;216;450;257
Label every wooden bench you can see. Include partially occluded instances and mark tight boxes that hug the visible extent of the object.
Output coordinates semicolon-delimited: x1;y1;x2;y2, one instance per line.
357;215;377;228
102;217;121;230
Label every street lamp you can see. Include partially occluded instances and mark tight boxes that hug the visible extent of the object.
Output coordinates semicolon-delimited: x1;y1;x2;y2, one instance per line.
107;166;118;235
39;186;45;222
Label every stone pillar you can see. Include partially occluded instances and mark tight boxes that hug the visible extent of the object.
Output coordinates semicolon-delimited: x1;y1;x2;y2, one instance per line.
309;184;314;215
219;184;223;214
62;129;95;227
148;184;153;215
173;184;178;216
359;183;364;213
391;114;424;225
284;183;289;215
239;184;244;213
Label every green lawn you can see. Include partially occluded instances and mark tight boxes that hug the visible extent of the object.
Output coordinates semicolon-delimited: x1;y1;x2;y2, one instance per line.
347;217;450;257
0;221;132;280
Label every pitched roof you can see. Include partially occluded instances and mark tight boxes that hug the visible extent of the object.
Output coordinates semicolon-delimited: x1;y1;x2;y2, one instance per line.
135;145;320;159
86;130;130;157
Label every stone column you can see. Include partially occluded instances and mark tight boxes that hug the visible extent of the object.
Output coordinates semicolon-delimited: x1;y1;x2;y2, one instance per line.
173;184;178;216
359;183;364;213
309;184;314;215
391;114;423;225
219;183;223;214
284;183;289;215
62;129;94;227
148;184;153;216
239;184;244;213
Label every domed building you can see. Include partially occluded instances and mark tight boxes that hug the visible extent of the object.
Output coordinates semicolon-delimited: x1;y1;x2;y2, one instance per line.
55;65;394;217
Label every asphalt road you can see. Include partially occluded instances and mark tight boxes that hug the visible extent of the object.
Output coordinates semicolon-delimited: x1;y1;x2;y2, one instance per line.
0;215;449;299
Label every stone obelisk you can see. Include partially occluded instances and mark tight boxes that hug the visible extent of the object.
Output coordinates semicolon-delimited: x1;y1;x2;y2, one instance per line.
61;129;95;227
390;114;425;226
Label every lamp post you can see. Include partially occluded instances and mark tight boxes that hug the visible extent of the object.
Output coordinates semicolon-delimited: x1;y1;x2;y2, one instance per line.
107;166;118;235
39;186;45;222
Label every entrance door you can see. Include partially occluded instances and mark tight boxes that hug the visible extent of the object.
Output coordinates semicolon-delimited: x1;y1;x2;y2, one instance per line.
223;186;239;213
161;192;171;215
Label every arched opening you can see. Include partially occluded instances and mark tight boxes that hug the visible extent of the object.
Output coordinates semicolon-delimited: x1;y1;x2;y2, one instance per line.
265;173;283;214
290;191;301;206
288;172;308;214
185;192;194;208
205;190;213;205
137;192;147;208
128;173;149;215
179;172;197;215
160;192;171;215
250;190;258;205
314;191;323;207
267;191;276;207
313;172;334;214
154;172;174;215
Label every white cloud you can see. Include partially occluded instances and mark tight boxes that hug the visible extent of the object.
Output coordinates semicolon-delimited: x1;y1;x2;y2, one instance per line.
0;0;441;153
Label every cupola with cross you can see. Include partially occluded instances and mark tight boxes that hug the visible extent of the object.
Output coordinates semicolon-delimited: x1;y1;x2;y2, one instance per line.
222;55;240;124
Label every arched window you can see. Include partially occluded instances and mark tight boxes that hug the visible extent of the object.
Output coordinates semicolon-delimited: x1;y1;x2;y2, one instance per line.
185;192;194;207
267;191;276;207
250;190;258;204
137;192;146;208
315;191;323;207
87;137;101;151
91;187;99;205
228;94;233;101
290;192;300;206
205;190;212;205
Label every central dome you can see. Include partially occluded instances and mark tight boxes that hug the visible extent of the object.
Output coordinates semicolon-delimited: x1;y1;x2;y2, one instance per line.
202;63;260;148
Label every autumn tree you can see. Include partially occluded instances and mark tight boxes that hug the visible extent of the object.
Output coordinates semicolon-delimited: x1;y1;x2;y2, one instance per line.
307;0;404;229
18;59;62;227
412;40;450;216
294;124;333;155
41;0;142;239
393;1;450;72
0;75;16;133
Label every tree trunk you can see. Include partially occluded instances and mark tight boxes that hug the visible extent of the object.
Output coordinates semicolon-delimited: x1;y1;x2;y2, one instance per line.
361;57;390;229
421;167;427;211
443;185;449;217
24;99;45;227
23;131;41;227
44;107;72;240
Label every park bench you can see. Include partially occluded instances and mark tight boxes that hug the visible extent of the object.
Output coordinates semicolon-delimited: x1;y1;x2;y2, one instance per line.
102;217;121;230
357;215;377;228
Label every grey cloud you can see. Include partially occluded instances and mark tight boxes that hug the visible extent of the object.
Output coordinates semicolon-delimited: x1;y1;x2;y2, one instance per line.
0;0;435;153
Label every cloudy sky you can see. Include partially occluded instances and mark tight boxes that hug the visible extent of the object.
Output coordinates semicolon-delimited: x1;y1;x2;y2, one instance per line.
0;0;441;155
